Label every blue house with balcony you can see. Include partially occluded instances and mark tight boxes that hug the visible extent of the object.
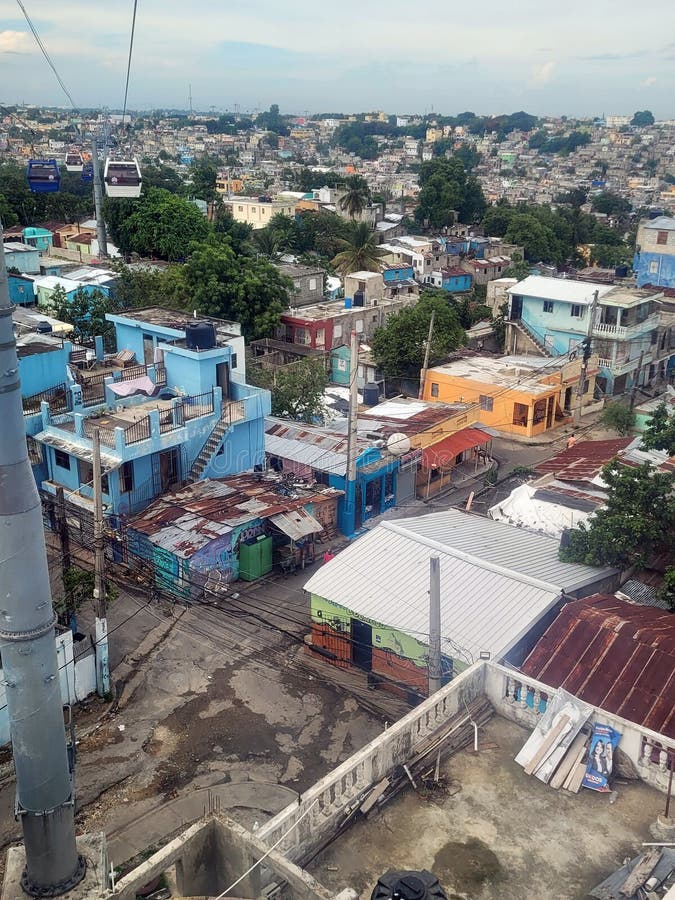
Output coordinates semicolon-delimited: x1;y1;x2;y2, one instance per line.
634;216;675;288
506;275;667;396
33;307;271;517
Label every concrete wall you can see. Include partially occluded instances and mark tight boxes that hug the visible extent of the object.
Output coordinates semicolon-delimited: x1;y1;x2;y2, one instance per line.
19;343;70;397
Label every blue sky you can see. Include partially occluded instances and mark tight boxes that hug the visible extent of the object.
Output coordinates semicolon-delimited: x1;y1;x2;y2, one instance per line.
2;0;675;117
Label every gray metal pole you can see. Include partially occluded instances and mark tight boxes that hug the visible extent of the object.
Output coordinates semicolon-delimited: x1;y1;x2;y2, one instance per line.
428;554;442;695
92;429;110;696
0;220;85;894
91;138;108;259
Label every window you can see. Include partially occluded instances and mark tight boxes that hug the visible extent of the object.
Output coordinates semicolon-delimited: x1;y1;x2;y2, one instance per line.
231;353;238;369
355;319;364;333
238;205;243;211
119;461;134;493
431;382;439;398
54;449;71;470
79;459;93;486
543;300;554;313
479;395;494;412
570;304;583;318
513;402;529;427
309;278;317;291
27;437;43;465
649;261;659;274
657;230;668;245
334;324;343;339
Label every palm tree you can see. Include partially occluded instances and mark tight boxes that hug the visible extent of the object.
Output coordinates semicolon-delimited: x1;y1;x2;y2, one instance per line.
331;222;384;275
252;227;281;260
338;175;370;219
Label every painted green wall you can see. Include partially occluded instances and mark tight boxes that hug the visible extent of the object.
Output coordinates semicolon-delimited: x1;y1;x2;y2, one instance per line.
311;593;450;671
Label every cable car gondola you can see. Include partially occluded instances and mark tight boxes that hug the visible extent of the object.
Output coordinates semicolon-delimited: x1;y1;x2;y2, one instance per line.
64;151;84;172
26;159;61;193
103;157;142;198
81;162;94;184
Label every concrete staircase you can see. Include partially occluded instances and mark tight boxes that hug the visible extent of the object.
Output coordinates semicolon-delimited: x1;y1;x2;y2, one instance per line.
509;319;553;357
186;406;234;483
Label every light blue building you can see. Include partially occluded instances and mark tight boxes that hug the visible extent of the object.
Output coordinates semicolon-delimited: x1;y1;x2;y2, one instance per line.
634;216;675;288
8;273;36;305
23;226;53;252
429;267;473;293
4;242;40;274
506;275;668;396
34;308;271;517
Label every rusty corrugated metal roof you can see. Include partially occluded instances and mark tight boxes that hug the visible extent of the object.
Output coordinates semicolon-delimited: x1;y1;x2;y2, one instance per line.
522;595;675;738
534;439;632;482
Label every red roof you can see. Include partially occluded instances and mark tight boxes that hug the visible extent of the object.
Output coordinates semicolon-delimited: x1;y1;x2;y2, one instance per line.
534;438;632;483
522;595;675;738
422;427;492;468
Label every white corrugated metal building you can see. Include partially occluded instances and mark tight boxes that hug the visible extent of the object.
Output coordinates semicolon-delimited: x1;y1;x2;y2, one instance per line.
304;509;618;682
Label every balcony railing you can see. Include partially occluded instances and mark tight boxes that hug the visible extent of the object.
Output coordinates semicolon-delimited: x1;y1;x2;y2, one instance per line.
83;420;117;448
182;389;215;422
123;417;152;446
23;382;71;416
593;313;660;340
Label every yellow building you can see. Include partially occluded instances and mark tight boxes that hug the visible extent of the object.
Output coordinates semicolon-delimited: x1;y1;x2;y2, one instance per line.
215;176;244;195
422;355;598;439
221;196;295;229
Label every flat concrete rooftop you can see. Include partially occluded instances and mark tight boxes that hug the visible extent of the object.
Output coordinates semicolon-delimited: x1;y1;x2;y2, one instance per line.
309;717;664;900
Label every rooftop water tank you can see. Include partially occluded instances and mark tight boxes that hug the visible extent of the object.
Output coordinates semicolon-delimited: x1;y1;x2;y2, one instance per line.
371;870;447;900
614;265;628;278
344;297;353;309
363;382;380;406
185;321;216;350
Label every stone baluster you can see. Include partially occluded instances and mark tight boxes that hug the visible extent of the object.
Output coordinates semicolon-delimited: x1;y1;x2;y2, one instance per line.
533;688;541;715
518;681;528;710
659;749;668;773
640;738;653;768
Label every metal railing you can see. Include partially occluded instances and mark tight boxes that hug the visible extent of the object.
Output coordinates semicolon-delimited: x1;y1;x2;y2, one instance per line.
158;404;184;434
182;389;215;422
123;417;151;446
23;382;71;416
83;420;116;448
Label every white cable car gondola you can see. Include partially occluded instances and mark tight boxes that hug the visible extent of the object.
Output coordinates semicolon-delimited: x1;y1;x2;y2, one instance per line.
103;157;142;198
64;151;84;172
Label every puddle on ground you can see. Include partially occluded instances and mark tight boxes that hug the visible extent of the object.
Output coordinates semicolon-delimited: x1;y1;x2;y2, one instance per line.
433;837;503;891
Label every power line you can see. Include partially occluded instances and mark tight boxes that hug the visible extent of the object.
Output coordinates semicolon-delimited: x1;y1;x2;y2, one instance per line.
121;0;139;127
14;0;77;109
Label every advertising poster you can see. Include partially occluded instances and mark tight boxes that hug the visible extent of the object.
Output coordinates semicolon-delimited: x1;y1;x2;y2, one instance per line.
582;722;622;792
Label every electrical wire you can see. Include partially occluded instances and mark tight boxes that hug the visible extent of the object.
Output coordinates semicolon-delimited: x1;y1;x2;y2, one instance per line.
14;0;77;109
121;0;139;128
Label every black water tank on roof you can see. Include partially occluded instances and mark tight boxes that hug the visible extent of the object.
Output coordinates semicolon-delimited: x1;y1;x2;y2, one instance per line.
353;290;365;307
371;870;447;900
185;321;216;350
614;265;628;278
363;382;380;406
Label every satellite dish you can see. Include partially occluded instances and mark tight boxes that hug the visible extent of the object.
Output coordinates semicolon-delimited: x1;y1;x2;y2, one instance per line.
387;433;411;456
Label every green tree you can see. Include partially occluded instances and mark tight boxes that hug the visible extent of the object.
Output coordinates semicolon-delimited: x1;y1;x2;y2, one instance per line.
591;191;632;216
501;252;531;280
332;221;383;275
631;110;655;127
559;461;675;569
0;193;19;227
641;402;675;456
250;356;328;422
114;188;211;260
176;236;293;340
252;227;281;259
371;291;465;377
338;175;371;219
504;213;561;263
189;157;220;203
49;286;119;344
600;401;636;435
658;567;675;611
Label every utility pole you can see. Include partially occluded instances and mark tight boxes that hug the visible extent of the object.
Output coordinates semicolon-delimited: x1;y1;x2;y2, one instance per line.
428;555;442;695
418;310;435;399
574;289;599;425
92;429;110;696
629;349;646;410
344;330;359;536
0;220;85;893
91;137;108;259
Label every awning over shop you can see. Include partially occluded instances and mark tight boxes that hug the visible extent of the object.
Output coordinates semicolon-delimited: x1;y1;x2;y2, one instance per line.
422;427;493;469
269;508;323;541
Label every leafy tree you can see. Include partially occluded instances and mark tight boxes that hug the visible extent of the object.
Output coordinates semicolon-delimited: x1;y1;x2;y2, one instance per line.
256;104;289;136
212;208;253;253
591;191;632;216
252;227;281;259
332;221;383;275
250;356;328;422
338;175;370;219
501;252;531;280
189;157;220;203
371;291;465;377
600;401;636;435
641;402;675;456
589;244;632;268
559;461;675;569
0;193;19;227
141;163;184;194
176;236;293;341
631;110;655;127
658;567;675;611
504;213;562;263
49;286;119;344
114;188;210;260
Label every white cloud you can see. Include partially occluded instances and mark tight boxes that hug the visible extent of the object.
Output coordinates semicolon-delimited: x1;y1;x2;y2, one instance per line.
641;76;658;87
532;61;555;84
0;30;31;54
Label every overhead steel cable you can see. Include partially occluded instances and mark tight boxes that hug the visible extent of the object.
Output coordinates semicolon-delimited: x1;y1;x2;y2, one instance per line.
121;0;139;127
14;0;77;109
